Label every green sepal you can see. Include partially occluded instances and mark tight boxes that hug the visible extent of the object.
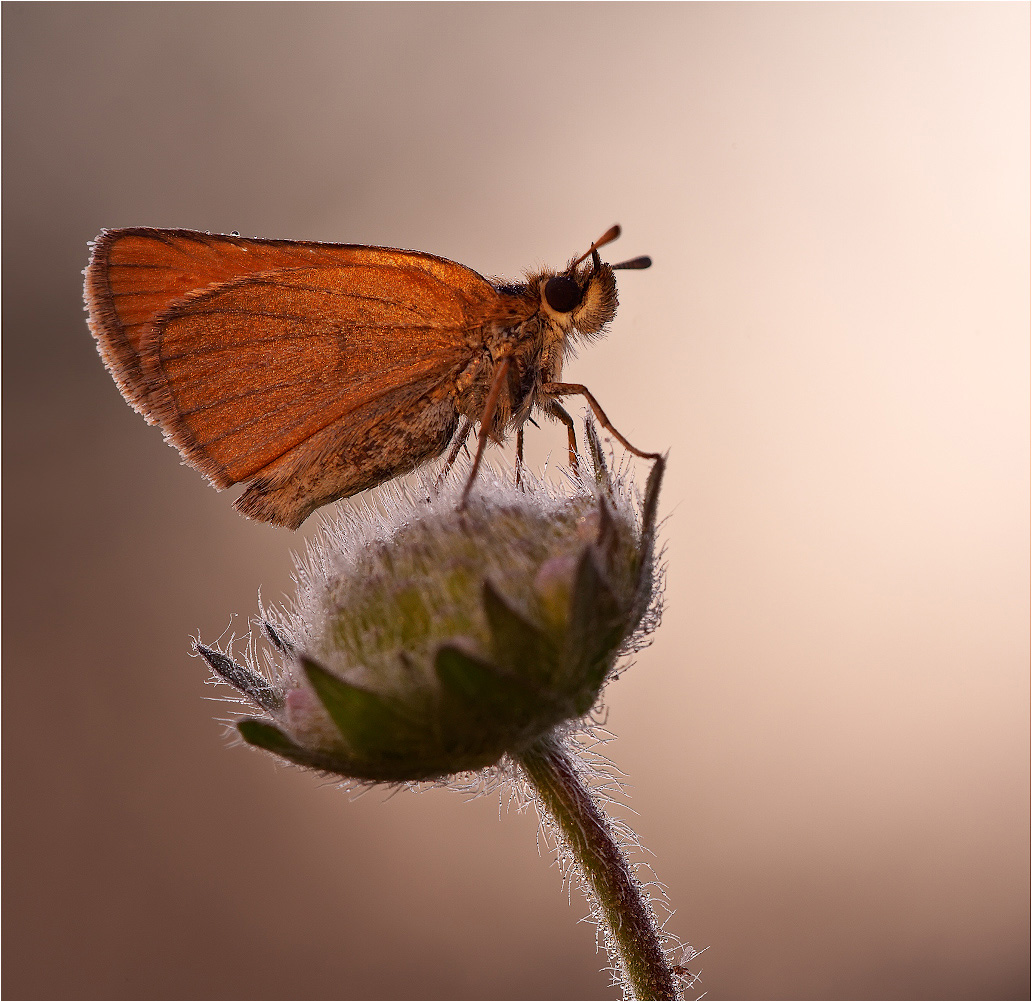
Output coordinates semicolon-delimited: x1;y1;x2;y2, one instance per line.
482;580;557;683
638;454;665;556
563;548;627;710
237;718;350;772
594;493;623;565
301;655;415;756
237;718;298;756
434;644;540;730
584;419;613;498
632;452;665;613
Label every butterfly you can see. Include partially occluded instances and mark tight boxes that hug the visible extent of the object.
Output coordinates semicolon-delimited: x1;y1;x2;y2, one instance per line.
84;224;655;528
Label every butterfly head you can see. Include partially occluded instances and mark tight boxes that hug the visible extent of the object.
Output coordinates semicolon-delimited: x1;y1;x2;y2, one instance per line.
538;225;651;343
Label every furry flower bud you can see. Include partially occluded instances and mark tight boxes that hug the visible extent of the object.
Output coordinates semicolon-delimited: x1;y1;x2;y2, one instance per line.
199;423;664;784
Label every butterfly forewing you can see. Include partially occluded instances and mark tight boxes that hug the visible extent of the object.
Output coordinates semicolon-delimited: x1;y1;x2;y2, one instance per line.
147;267;481;486
85;229;501;522
87;229;346;407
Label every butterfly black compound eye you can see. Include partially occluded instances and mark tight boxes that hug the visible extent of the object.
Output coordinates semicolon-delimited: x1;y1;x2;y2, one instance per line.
544;275;583;314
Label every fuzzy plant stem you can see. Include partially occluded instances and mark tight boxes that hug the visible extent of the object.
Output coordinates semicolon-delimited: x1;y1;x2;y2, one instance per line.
516;736;677;1000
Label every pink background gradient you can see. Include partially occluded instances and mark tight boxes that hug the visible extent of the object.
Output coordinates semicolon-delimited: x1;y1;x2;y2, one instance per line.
4;5;1028;998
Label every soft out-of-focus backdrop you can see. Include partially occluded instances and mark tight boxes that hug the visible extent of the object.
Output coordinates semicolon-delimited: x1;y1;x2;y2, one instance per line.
3;5;1028;999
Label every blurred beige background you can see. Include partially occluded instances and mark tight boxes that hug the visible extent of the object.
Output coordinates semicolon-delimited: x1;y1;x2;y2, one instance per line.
3;4;1028;999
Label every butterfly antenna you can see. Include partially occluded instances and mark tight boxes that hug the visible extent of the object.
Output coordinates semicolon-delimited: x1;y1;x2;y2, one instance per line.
612;255;652;270
573;224;621;267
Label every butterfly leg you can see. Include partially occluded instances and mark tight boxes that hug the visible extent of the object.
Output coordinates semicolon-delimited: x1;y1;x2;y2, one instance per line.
543;399;579;472
460;357;511;510
515;424;525;487
434;416;472;495
542;382;662;462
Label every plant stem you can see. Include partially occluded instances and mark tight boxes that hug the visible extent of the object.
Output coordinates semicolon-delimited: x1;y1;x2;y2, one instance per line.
516;736;678;1000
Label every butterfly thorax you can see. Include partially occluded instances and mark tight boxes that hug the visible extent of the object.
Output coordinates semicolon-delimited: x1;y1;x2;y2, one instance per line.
453;263;620;437
451;290;548;436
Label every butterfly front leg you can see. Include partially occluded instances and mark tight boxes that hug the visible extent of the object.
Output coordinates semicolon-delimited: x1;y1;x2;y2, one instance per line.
541;382;662;463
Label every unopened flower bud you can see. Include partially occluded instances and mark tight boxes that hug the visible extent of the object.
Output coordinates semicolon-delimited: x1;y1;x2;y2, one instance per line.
198;422;664;784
